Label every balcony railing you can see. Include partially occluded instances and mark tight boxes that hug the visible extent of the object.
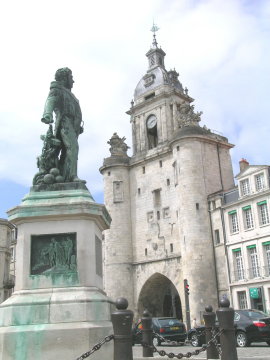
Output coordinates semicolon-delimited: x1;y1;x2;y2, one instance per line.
231;266;270;283
262;265;270;277
232;269;246;282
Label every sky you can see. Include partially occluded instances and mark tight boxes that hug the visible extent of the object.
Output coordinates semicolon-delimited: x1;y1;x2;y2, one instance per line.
0;0;270;219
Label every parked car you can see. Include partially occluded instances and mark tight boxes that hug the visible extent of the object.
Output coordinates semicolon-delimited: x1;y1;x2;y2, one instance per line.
132;317;187;346
187;309;270;347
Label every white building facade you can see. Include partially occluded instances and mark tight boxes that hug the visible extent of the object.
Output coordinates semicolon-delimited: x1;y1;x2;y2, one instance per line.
0;219;16;303
209;160;270;314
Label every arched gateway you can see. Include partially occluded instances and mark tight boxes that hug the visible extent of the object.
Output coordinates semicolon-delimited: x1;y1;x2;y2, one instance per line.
137;273;182;320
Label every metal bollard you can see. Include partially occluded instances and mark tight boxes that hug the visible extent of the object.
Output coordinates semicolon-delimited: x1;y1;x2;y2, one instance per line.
203;305;219;359
111;297;134;360
216;298;238;360
141;310;153;357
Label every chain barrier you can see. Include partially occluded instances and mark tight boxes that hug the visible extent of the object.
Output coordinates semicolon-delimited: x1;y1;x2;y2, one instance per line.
211;327;222;356
153;332;186;346
75;335;114;360
142;329;224;359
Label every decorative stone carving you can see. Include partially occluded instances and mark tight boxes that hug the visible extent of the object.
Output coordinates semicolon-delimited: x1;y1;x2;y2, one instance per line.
176;102;203;128
107;133;129;156
113;181;124;202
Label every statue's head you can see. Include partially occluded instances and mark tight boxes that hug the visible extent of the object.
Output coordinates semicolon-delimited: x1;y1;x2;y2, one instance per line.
55;67;74;90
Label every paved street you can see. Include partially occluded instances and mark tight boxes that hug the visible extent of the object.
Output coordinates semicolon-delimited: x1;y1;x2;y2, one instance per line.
133;343;270;359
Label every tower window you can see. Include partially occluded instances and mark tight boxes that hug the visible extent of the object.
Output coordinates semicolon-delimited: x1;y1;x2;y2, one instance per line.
214;229;220;245
145;92;155;101
153;189;161;207
107;172;111;176
177;146;180;151
196;203;199;210
167;179;170;186
142;166;145;174
138;188;141;195
170;243;173;253
159;160;162;167
157;211;160;220
145;248;148;256
146;115;158;149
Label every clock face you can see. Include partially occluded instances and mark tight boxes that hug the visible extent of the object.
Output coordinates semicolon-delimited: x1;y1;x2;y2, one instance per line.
147;115;157;129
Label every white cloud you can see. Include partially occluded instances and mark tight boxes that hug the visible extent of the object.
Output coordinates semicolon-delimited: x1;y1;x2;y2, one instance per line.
0;0;269;206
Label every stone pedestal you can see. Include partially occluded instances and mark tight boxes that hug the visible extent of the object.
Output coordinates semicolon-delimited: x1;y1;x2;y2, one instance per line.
0;186;114;360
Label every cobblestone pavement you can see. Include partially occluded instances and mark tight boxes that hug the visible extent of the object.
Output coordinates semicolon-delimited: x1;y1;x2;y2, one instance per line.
133;343;270;359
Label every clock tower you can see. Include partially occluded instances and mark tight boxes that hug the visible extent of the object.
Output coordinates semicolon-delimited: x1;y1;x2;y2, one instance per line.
100;29;235;321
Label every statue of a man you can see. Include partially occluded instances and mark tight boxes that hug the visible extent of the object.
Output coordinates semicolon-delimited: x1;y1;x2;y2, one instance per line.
41;67;83;182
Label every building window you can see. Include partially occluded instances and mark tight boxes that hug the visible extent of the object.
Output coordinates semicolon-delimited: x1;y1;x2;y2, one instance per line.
138;188;141;195
153;189;161;207
234;249;245;281
170;243;173;253
248;246;260;278
240;178;250;196
146;114;158;149
257;201;269;225
142;166;145;174
159;160;162;167
255;173;265;192
167;179;170;186
10;247;15;262
214;229;220;245
177;146;180;151
145;248;148;256
243;206;254;229
157;211;160;220
172;161;178;186
229;211;239;233
237;291;248;309
263;243;270;276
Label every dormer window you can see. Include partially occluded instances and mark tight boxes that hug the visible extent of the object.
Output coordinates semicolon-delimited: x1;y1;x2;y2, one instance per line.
240;178;250;196
255;173;265;192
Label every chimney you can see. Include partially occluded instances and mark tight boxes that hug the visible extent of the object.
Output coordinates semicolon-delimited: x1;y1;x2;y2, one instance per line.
239;158;249;172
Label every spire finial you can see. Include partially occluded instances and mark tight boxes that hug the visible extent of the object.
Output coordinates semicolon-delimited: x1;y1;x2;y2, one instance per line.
150;21;159;48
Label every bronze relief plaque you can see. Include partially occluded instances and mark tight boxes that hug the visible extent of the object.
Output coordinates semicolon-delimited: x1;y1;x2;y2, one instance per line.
31;233;77;275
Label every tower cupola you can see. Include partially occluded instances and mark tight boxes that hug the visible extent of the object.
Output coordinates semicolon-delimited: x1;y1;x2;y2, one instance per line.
134;24;184;102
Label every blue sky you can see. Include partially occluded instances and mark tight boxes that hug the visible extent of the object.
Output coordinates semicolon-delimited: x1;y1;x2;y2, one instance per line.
1;0;270;218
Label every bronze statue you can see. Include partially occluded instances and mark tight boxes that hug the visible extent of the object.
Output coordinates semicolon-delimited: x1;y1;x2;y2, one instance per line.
33;68;84;185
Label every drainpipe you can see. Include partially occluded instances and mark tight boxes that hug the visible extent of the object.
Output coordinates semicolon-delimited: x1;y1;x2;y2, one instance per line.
208;207;220;304
220;195;233;306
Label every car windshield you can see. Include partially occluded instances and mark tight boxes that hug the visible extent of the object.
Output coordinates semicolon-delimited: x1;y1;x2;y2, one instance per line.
241;310;268;319
158;318;182;326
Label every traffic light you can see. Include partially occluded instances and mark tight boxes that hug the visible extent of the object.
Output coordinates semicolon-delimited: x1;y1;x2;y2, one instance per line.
184;279;190;296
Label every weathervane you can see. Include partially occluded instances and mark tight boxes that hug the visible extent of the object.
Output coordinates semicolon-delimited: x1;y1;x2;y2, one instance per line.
150;21;159;47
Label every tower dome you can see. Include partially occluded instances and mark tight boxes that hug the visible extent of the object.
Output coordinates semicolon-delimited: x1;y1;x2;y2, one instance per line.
134;28;184;101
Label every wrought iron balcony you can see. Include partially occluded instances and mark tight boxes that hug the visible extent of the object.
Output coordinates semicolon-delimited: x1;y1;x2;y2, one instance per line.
261;265;270;277
231;270;246;282
247;267;261;279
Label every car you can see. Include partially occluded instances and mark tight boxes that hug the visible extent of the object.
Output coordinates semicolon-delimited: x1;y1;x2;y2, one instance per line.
132;317;187;346
187;309;270;347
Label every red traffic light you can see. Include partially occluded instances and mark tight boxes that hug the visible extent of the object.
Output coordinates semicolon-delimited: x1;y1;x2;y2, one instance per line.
184;279;190;295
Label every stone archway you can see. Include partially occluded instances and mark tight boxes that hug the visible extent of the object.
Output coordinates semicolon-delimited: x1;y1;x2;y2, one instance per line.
137;273;182;320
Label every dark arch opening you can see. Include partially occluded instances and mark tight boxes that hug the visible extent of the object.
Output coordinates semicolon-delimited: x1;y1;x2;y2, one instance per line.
137;273;182;320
